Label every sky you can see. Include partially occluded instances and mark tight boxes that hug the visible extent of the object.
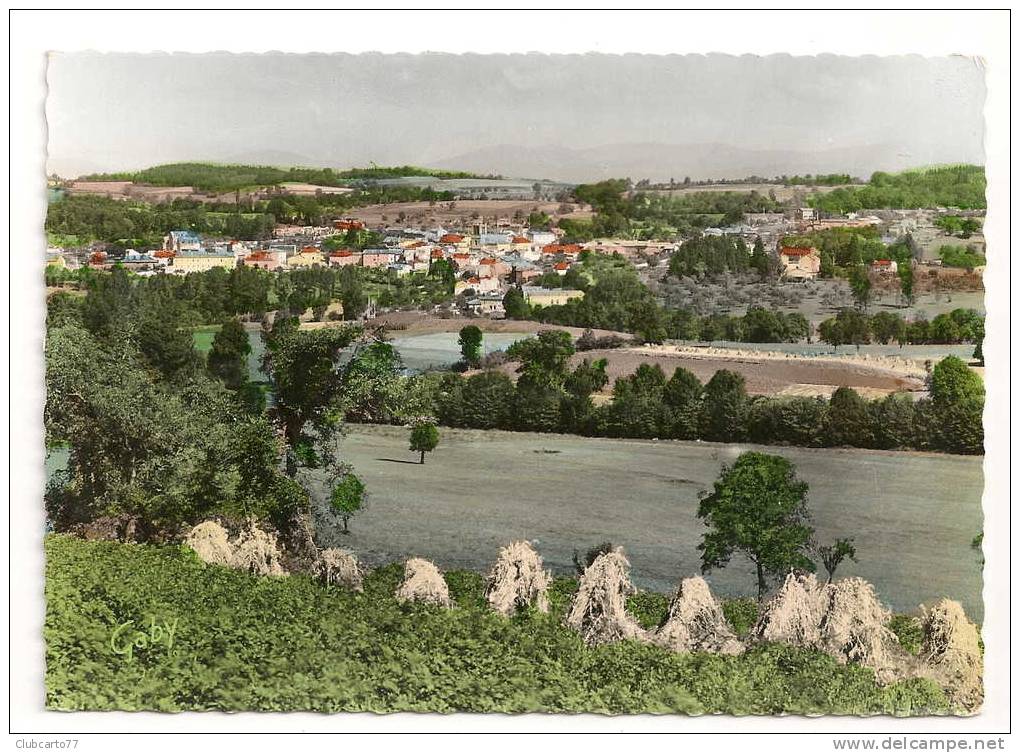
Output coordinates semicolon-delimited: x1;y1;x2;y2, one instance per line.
45;52;986;182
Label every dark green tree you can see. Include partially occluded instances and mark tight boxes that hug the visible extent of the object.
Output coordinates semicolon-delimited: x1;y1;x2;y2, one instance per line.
697;452;816;600
207;318;251;390
409;421;440;464
826;387;874;448
458;325;484;367
699;369;748;442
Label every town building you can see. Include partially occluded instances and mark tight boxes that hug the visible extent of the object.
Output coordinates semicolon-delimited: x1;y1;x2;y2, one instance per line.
522;286;585;307
287;247;327;268
172;248;238;274
163;230;203;254
778;245;821;281
871;259;899;275
244;250;286;271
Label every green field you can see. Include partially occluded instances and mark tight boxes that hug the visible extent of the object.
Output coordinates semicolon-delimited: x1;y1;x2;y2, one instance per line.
44;536;949;714
190;325;222;353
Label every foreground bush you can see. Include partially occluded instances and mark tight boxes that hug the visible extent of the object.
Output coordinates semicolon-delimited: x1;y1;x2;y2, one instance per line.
44;536;951;715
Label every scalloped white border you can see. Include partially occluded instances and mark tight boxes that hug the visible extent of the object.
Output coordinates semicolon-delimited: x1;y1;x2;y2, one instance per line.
7;8;1012;743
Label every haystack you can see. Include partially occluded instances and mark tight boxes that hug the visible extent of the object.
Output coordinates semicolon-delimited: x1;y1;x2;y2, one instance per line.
565;547;646;646
750;572;828;647
920;599;983;712
184;520;235;567
655;576;744;655
485;540;552;616
232;523;288;576
395;557;451;606
753;573;915;685
313;548;364;592
818;577;912;684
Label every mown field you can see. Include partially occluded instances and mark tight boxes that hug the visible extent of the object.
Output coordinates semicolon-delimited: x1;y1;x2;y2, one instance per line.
45;535;949;715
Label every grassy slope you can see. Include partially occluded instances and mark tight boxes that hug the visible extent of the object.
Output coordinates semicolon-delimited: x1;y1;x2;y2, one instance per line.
45;536;947;715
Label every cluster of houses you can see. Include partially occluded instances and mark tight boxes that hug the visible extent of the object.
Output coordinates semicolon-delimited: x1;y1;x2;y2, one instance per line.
46;203;980;318
48;219;596;317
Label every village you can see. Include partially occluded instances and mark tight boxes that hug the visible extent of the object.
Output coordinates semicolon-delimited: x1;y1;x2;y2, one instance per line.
44;196;986;324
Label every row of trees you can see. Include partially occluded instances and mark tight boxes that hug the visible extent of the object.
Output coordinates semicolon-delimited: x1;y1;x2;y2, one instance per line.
78;162;482;192
817;308;983;348
808;165;987;213
341;330;984;455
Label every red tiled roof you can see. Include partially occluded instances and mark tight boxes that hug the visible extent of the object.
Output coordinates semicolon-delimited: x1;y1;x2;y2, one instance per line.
301;246;319;254
554;262;570;270
872;259;893;266
329;250;356;258
440;233;466;243
247;251;272;261
781;246;817;257
479;257;499;265
542;243;583;255
154;250;175;258
431;248;444;259
512;236;530;244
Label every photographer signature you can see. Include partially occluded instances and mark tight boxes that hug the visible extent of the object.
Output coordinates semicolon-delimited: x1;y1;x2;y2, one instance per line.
110;616;179;663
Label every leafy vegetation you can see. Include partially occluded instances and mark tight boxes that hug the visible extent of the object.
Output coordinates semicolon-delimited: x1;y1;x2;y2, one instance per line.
808;165;986;214
562;180;784;241
45;535;949;715
938;245;986;270
817;308;983;347
77;162;484;192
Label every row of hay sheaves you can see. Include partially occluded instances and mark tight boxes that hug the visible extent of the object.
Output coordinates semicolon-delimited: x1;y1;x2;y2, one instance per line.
185;520;983;713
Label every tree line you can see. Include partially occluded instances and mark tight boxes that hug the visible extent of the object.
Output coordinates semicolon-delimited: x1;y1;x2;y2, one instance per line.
817;308;983;348
808;165;986;214
76;162;484;193
337;328;983;456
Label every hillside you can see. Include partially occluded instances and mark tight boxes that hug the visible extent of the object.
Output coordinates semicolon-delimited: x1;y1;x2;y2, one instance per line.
45;535;949;715
77;162;487;192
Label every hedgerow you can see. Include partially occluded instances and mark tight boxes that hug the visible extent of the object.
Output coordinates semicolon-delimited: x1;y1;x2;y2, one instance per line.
45;536;949;715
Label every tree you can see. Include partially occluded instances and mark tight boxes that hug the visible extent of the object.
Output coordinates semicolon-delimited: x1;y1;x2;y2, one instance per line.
508;329;575;390
409;421;440;464
898;262;915;306
263;325;360;449
849;265;872;311
751;236;769;280
697;452;815;600
826;387;874;447
503;287;530;319
699;369;748;442
929;355;984;407
136;303;200;381
817;537;857;584
207;318;251;390
458;325;484;367
329;472;365;534
663;367;703;439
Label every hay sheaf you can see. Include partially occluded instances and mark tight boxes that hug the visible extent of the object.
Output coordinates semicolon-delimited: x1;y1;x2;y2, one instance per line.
654;576;744;656
313;548;364;592
818;577;915;684
920;599;983;712
184;520;236;568
233;524;288;576
750;572;828;647
752;573;920;685
565;547;647;646
395;557;451;606
485;540;552;617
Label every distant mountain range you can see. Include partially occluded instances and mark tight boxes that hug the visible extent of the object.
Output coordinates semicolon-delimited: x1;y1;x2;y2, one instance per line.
51;142;975;186
428;142;934;184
